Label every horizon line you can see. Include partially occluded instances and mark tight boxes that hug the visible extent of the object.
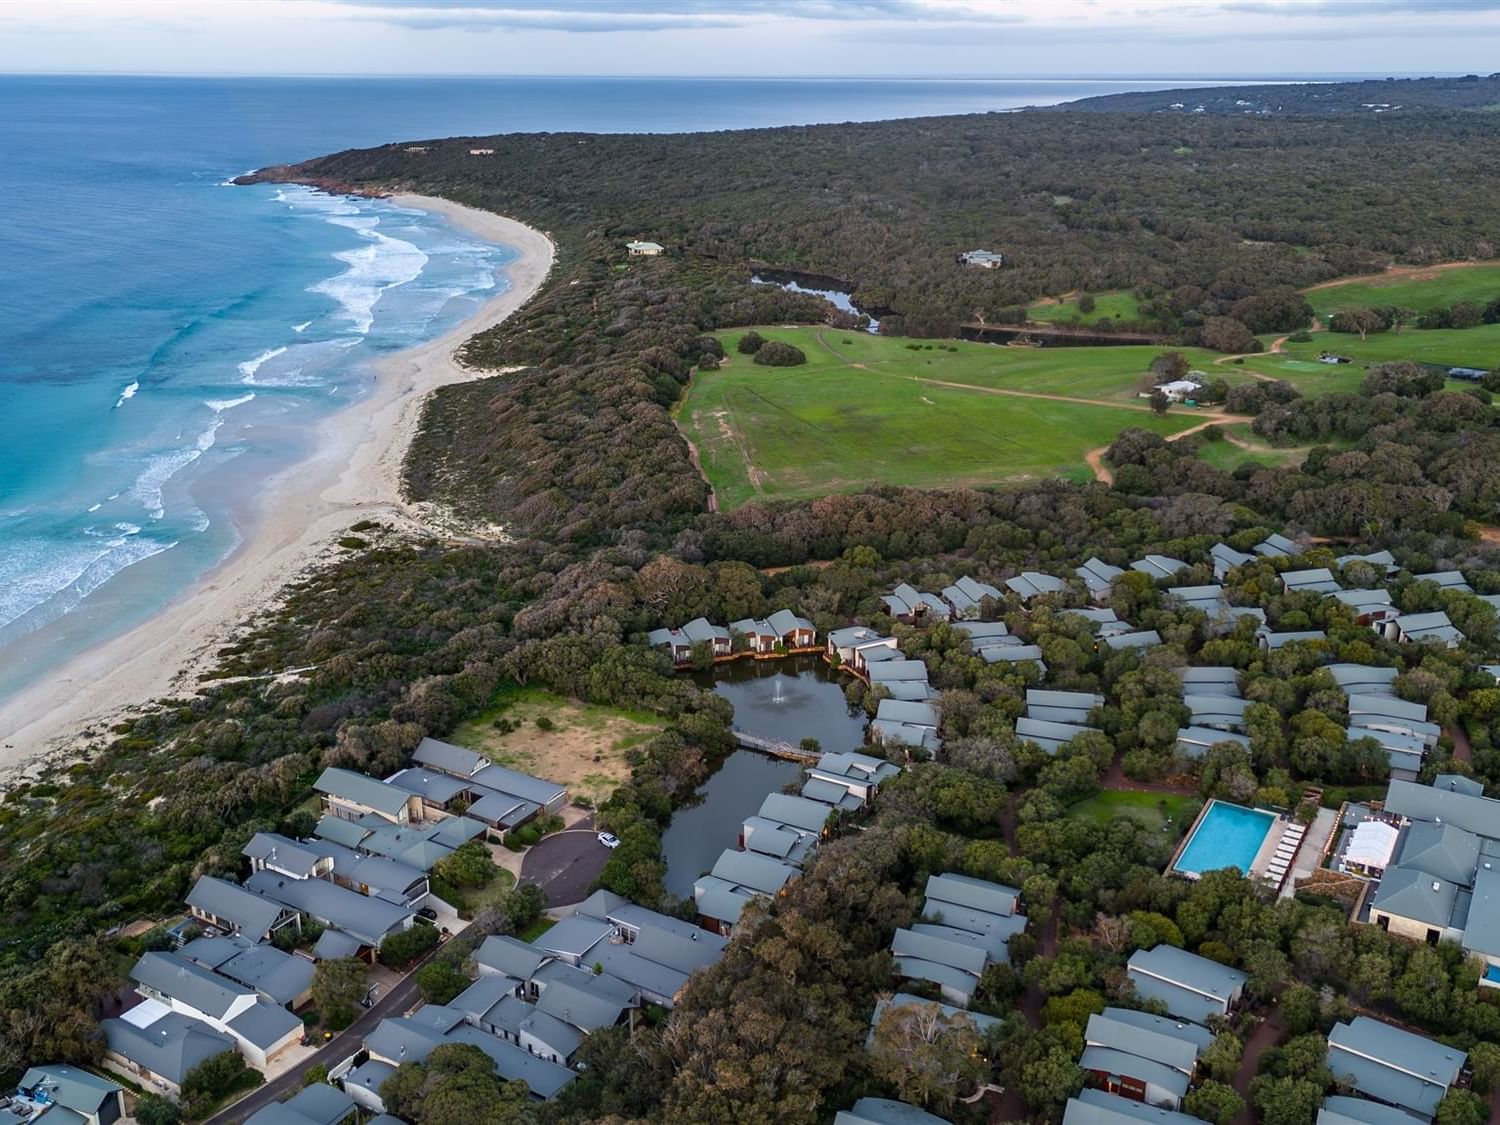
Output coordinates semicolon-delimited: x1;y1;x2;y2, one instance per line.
0;69;1478;82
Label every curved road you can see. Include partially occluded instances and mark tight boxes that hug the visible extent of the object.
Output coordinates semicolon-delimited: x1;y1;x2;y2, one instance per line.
521;819;610;907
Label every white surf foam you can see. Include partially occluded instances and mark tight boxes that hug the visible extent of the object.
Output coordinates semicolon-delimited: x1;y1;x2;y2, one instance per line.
0;533;177;636
238;346;287;385
114;380;139;408
205;392;256;413
293;320;312;333
311;216;428;335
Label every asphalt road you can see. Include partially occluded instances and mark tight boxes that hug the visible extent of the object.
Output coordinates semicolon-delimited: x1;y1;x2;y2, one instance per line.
521;818;609;906
205;943;438;1125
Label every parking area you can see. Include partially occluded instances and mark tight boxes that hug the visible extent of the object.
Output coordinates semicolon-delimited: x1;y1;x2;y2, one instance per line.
519;816;611;906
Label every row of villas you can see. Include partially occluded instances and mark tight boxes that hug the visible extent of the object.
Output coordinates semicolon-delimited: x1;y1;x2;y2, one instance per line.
693;751;900;933
102;748;568;1102
333;888;729;1111
647;609;816;664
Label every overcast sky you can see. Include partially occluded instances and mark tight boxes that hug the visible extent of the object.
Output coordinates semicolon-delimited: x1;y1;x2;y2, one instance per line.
2;0;1498;78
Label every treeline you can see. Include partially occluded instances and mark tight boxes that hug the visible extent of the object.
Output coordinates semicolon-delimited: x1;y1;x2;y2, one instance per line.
1054;73;1500;116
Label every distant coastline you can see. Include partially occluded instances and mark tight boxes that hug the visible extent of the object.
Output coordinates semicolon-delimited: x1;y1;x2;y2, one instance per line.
0;193;555;776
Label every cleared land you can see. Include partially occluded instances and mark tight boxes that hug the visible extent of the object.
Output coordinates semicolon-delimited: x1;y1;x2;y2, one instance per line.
1304;262;1500;316
1068;790;1195;833
449;687;665;806
1029;290;1141;324
685;328;1207;509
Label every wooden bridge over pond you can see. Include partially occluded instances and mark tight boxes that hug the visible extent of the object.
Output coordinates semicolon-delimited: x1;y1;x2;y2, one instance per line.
732;730;822;763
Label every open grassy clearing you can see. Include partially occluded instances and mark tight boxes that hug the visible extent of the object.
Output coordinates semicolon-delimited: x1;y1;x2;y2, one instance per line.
1281;325;1500;372
1028;290;1141;324
449;686;665;806
1193;425;1312;472
1067;790;1195;833
1305;262;1500;317
685;328;1203;510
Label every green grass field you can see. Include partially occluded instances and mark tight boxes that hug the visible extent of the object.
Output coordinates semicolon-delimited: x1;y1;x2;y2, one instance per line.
1067;790;1195;833
1028;290;1141;325
1193;425;1310;472
1305;263;1500;318
684;328;1205;509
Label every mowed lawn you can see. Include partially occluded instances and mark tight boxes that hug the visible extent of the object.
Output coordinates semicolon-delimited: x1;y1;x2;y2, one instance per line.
1241;326;1500;392
1305;263;1500;317
684;328;1201;509
1028;290;1141;324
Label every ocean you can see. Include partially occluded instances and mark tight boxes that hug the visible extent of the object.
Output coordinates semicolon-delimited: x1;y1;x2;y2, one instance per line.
0;73;1234;705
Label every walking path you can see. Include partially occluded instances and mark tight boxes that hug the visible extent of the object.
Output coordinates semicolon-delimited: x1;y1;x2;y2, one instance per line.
1230;1011;1285;1125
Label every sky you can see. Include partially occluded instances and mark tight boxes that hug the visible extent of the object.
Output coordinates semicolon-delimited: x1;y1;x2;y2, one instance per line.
2;0;1499;78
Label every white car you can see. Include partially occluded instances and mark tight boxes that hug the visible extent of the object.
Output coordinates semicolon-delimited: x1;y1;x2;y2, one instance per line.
597;831;620;849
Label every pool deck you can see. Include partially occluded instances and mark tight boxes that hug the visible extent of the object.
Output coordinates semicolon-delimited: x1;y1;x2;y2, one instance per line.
1167;799;1287;882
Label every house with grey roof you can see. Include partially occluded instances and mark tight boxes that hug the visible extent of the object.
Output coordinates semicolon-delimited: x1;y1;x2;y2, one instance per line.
315;767;421;826
694;848;801;933
474;934;550;982
977;643;1047;672
186;875;301;942
1319;1095;1430;1125
740;816;816;865
1462;865;1500;986
1177;666;1240;691
1325;1017;1466;1123
1077;557;1125;601
386;767;470;813
1007;571;1069;602
101;1010;237;1099
1131;555;1189;582
1064;1088;1205;1125
1330;588;1398;624
1060;607;1129;634
1126;945;1247;1024
1325;664;1399;693
680;616;732;656
1346;695;1439;747
766;608;817;648
873;698;940;752
1175;726;1250;760
1081;1008;1211;1110
1281;567;1341;595
1182;692;1248;732
14;1066;124;1125
890;872;1025;1004
805;750;901;807
827;625;887;664
412;737;487;779
469;762;567;816
867;992;1002;1046
364;1014;576;1100
180;935;314;1009
245;870;413;951
1257;629;1327;651
941;575;1003;619
571;890;728;1006
534;915;614;968
1256;532;1303;559
1016;716;1099;755
890;925;991;1007
242;1083;356;1125
1027;689;1105;726
129;951;303;1070
730;618;779;654
1339;549;1399;575
1383;611;1464;649
1102;629;1162;652
1413;570;1472;593
883;583;950;624
836;1096;953;1124
1210;543;1255;580
646;626;690;662
340;1058;398;1115
243;833;332;881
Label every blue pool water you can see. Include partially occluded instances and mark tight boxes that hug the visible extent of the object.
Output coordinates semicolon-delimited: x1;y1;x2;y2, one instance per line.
1174;801;1277;877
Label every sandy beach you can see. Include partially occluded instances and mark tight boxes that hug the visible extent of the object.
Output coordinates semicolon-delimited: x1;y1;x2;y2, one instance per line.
0;193;554;778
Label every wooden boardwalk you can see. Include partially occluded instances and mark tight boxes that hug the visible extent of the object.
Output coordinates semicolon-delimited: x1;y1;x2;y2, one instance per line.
732;730;821;763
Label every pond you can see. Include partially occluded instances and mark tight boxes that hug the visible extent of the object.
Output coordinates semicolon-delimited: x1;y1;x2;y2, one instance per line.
660;656;871;898
752;273;881;333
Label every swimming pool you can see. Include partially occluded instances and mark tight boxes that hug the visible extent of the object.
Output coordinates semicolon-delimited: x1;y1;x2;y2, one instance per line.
1174;800;1278;877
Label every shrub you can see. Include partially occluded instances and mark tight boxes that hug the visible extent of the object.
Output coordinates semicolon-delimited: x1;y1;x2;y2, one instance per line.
737;331;766;355
535;715;555;731
377;924;441;969
753;341;807;366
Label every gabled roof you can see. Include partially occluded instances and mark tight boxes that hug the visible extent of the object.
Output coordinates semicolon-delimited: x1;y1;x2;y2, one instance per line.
16;1067;121;1116
186;874;291;938
1326;1017;1465;1119
1319;1096;1429;1125
532;964;635;1031
1131;555;1188;581
1183;693;1249;730
1177;666;1241;690
892;926;988;976
1064;1088;1204;1125
1384;779;1500;841
475;934;551;980
1076;557;1124;593
979;644;1045;666
243;833;327;878
1102;630;1161;650
243;1083;357;1125
412;736;488;778
758;791;835;834
311;929;364;961
1332;588;1394;610
1079;1046;1190;1099
101;1012;235;1087
1339;549;1396;570
835;1096;954;1125
1281;567;1341;593
876;698;940;729
227;1001;303;1050
1016;716;1098;753
469;762;566;808
1326;664;1399;692
1391;611;1464;646
1256;532;1302;558
1210;543;1255;574
1176;727;1251;758
1398;821;1481;886
534;915;612;962
1413;570;1471;592
131;951;253;1020
218;944;316;1007
314;767;411;818
925;872;1019;918
681;617;731;644
1007;572;1069;600
1259;629;1326;650
766;608;814;636
1084;1010;1204;1075
708;849;798;895
386;768;469;806
1127;945;1246;1019
245;870;412;947
867;659;930;683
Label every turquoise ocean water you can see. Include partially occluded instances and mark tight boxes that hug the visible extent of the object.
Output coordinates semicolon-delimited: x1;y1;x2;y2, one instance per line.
0;74;1242;703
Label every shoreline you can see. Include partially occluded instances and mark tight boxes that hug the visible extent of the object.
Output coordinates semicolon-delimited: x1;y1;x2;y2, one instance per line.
0;193;554;779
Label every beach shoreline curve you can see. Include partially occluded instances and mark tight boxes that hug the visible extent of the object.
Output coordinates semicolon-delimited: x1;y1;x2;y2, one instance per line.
0;193;554;776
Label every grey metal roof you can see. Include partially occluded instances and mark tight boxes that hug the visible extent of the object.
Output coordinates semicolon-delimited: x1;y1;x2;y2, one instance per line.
693;879;755;925
1370;866;1459;929
1257;532;1302;558
708;849;798;895
1078;1046;1190;1099
978;643;1045;665
1434;773;1485;796
1326;664;1399;691
1326;1017;1465;1119
893;955;979;1000
1064;1088;1204;1125
340;1060;397;1106
186;875;289;937
475;934;551;980
1177;666;1240;690
1461;865;1500;959
219;945;315;1007
1102;630;1161;650
314;814;370;849
1016;716;1099;753
766;608;815;636
1319;1095;1429;1125
466;792;537;827
131;951;253;1020
1077;557;1125;593
243;833;327;878
469;761;566;809
245;870;412;947
1332;589;1394;611
741;817;806;860
834;1097;954;1125
451;975;521;1023
1085;1009;1205;1075
412;736;488;777
1413;570;1471;592
1007;572;1069;600
314;767;411;818
311;929;364;961
1099;1006;1213;1050
1131;555;1188;581
802;777;864;810
520;1007;584;1060
1282;568;1341;593
16;1067;121;1116
227;1001;302;1050
1127;945;1246;1022
867;659;930;683
101;1012;235;1087
759;791;835;834
532;966;634;1031
814;750;901;786
926;872;1019;918
1176;727;1251;755
1184;693;1249;730
828;625;883;647
891;927;988;976
534;915;612;961
1398;821;1481;886
1385;779;1500;841
875;698;940;728
1260;630;1326;650
681;617;731;644
386;768;469;806
868;992;1002;1039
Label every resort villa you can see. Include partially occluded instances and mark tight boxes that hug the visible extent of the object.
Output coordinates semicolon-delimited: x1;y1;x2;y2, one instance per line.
1126;945;1248;1024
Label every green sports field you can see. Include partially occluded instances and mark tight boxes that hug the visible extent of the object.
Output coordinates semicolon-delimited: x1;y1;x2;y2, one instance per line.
682;328;1203;509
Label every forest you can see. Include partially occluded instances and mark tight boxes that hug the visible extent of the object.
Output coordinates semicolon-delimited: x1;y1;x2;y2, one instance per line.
3;79;1500;1123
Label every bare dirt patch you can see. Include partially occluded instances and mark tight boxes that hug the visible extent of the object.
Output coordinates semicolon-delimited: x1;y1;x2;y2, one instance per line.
450;689;665;807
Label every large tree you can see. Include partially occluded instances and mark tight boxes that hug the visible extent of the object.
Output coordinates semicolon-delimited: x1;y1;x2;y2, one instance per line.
868;999;988;1113
311;957;368;1030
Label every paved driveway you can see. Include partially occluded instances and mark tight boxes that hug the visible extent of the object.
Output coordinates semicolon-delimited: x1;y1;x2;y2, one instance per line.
521;818;609;906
